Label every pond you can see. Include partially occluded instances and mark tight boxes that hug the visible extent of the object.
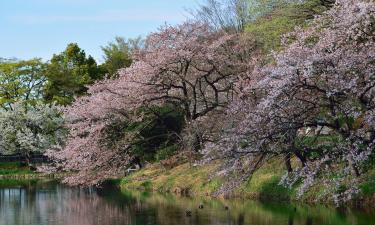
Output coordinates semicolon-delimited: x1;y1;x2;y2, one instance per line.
0;180;374;225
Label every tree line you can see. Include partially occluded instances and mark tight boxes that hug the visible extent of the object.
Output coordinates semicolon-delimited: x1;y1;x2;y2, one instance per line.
0;37;142;107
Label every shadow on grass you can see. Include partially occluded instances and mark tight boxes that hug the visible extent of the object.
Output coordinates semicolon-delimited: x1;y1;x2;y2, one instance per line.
257;176;291;202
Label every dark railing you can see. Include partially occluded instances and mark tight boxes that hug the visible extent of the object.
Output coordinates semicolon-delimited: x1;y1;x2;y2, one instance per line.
0;154;51;164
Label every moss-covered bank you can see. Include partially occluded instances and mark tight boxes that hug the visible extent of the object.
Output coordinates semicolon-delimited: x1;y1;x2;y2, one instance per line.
119;158;375;207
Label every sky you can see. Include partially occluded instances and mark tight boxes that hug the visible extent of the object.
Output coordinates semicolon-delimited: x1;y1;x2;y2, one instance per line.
0;0;197;62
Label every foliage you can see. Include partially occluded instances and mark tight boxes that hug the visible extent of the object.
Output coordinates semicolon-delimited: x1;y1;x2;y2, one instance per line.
245;0;333;52
44;43;103;105
0;103;67;164
206;0;375;205
100;105;185;163
0;58;46;110
155;145;179;161
101;36;143;77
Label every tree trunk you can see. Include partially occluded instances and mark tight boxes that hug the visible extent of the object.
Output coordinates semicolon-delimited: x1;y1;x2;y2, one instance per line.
284;154;293;173
293;150;307;167
20;152;31;168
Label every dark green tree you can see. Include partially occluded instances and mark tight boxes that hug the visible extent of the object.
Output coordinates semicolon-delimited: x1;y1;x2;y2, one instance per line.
44;43;103;105
101;36;143;77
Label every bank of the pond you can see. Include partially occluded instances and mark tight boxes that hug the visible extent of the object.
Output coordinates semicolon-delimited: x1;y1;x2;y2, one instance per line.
0;162;66;182
0;162;33;175
119;158;375;208
0;173;65;180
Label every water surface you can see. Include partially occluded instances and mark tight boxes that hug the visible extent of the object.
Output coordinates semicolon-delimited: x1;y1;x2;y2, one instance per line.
0;180;374;225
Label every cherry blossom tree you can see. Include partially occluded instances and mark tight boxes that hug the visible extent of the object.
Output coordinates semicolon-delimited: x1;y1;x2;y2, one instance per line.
49;22;259;185
207;0;375;203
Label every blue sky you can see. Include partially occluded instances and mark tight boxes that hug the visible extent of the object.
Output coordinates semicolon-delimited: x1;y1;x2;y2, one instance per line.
0;0;197;62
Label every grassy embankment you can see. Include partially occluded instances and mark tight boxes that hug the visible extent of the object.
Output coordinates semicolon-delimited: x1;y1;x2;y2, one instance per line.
119;157;375;206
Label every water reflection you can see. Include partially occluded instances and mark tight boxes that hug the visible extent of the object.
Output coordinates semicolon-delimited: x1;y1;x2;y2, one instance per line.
0;181;374;225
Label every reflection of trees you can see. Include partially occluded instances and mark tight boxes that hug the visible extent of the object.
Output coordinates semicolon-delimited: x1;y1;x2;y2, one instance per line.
120;191;374;225
0;183;373;225
0;184;133;225
0;185;238;225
